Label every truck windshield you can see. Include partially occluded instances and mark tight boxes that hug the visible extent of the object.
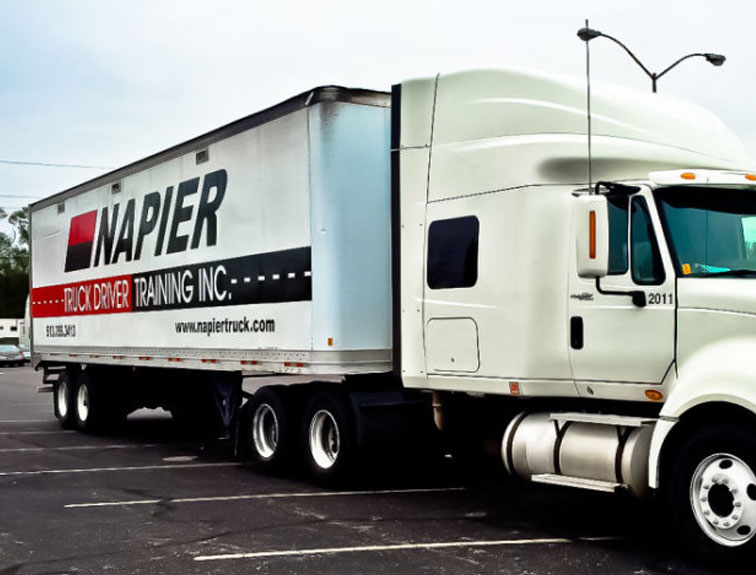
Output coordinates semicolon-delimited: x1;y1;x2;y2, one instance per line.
655;186;756;278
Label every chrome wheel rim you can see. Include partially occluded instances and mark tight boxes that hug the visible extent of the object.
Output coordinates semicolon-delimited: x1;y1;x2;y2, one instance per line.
57;381;69;419
76;383;89;422
309;409;339;470
690;453;756;547
252;403;278;460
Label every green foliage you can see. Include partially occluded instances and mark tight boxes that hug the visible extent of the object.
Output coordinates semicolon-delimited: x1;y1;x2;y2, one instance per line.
0;207;29;317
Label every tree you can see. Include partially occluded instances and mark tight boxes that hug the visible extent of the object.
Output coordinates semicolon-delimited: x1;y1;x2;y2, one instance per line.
8;207;29;248
0;207;29;318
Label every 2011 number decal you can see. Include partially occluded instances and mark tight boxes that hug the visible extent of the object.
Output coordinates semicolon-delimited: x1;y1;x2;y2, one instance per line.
647;293;673;305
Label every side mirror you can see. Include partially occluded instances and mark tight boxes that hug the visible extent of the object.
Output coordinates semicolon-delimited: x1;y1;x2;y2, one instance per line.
574;195;609;278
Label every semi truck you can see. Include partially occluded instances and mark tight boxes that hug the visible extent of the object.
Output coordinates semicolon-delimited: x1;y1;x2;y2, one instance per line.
30;67;756;562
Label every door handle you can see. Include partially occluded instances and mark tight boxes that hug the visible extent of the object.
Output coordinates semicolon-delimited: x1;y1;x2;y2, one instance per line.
570;316;584;350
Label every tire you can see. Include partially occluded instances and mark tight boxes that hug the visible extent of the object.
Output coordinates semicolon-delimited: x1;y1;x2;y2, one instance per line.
666;424;756;564
303;392;356;485
238;386;295;473
74;371;121;432
54;371;76;429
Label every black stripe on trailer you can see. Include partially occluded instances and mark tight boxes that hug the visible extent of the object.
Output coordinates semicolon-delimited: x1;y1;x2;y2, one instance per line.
390;83;402;378
132;247;312;312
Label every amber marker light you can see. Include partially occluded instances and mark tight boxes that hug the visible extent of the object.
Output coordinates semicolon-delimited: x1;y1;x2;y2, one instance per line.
681;172;696;180
645;389;664;401
746;174;756;182
589;210;596;259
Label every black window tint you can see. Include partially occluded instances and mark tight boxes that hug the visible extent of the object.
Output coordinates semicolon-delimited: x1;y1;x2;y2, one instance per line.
631;197;665;285
427;216;479;289
608;195;629;275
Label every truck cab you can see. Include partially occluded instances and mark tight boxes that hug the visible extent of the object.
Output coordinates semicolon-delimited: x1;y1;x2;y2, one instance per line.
572;171;756;399
393;68;756;560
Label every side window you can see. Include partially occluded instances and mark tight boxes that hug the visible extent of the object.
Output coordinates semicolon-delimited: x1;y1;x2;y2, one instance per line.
427;216;479;289
631;197;665;285
742;216;756;261
607;196;629;275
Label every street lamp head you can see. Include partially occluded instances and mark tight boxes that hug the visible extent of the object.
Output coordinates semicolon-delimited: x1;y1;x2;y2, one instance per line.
704;53;726;67
577;27;602;42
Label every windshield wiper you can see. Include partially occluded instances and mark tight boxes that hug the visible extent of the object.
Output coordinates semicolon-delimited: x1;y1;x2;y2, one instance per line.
701;269;756;278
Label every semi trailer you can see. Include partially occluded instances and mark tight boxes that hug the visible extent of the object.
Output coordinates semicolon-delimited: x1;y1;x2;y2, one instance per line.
30;67;756;562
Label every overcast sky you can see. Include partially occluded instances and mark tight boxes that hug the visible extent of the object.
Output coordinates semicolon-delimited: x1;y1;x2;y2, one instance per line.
1;0;754;235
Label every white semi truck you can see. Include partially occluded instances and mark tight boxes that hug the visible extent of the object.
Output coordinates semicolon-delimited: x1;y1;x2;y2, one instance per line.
30;68;756;562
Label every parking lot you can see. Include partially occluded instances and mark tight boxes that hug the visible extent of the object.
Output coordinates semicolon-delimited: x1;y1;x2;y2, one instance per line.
0;365;730;574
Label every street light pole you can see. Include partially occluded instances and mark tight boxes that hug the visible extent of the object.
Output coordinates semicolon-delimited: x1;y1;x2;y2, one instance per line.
576;26;725;93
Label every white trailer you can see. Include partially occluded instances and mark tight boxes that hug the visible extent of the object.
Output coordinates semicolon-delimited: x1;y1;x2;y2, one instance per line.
31;68;756;562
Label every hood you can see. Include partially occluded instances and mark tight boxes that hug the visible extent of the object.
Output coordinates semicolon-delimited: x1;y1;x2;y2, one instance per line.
678;278;756;316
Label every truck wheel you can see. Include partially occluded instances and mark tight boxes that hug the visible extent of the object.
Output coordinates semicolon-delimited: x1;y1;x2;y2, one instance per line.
303;392;356;484
54;372;76;429
239;386;295;473
74;372;108;432
667;424;756;564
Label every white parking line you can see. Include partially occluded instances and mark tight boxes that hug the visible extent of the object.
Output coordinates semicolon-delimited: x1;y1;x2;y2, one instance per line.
0;419;53;423
194;536;623;562
0;430;76;436
65;486;467;509
0;462;240;477
0;443;156;453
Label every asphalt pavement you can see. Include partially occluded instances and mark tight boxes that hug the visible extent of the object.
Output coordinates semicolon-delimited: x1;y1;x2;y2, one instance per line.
0;365;730;574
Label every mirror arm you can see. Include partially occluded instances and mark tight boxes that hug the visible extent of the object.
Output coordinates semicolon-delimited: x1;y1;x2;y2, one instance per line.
595;278;647;308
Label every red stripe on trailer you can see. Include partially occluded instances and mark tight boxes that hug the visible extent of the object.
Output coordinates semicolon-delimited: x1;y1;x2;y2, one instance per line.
31;274;132;318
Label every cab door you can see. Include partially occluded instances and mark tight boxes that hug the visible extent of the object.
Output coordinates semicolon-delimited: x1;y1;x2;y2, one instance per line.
568;189;676;386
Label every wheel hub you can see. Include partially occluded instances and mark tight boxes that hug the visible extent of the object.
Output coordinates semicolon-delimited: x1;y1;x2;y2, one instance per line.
76;384;89;422
309;410;340;470
691;454;756;546
252;403;278;460
57;382;69;418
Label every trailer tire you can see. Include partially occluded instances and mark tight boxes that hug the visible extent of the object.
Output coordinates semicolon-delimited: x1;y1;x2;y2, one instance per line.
74;371;114;433
667;424;756;564
303;392;356;485
54;371;76;429
239;386;295;473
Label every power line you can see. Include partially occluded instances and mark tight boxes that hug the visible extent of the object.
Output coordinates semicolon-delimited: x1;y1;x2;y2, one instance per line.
0;195;41;199
0;159;113;170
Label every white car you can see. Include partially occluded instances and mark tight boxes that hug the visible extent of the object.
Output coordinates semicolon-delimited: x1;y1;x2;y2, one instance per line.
0;344;25;367
17;344;31;362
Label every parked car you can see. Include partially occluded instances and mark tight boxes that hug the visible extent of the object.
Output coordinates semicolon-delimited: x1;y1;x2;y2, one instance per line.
17;344;31;363
0;344;25;367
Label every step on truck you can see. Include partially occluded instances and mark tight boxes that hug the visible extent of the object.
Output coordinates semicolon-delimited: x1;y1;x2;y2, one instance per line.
30;68;756;563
